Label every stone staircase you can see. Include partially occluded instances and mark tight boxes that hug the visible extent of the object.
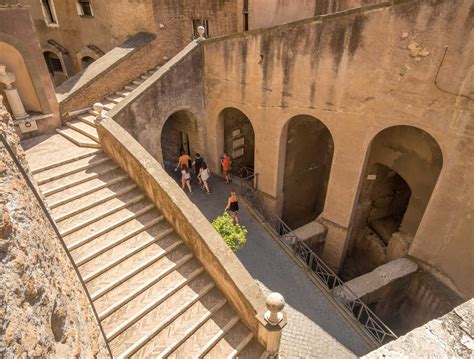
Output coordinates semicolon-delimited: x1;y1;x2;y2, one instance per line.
55;69;158;149
31;141;265;358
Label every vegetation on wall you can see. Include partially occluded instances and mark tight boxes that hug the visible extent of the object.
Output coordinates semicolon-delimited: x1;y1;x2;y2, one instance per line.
211;213;247;252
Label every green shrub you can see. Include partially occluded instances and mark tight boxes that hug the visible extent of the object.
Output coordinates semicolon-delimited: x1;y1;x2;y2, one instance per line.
211;213;247;252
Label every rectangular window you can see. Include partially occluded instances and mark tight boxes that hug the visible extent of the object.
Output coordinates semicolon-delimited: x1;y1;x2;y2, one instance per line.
192;19;209;40
41;0;57;24
78;0;93;16
243;0;249;31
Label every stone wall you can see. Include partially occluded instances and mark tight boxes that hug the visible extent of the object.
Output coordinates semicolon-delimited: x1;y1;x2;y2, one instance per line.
109;41;206;164
0;104;109;358
363;299;473;358
202;0;474;298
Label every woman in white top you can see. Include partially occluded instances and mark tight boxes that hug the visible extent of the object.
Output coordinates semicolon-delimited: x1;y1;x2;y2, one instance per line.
198;163;211;194
180;164;192;193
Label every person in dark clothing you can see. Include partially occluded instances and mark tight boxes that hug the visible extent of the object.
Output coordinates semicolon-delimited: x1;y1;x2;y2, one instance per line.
224;189;239;224
193;153;204;185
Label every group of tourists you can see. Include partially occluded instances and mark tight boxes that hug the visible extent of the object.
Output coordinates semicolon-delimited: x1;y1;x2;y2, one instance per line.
173;151;239;223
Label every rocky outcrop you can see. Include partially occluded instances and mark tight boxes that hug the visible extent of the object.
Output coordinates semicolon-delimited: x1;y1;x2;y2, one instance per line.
0;102;109;358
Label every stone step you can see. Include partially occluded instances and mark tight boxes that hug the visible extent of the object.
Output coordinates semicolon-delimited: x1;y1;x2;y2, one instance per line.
132;79;144;86
48;171;129;210
40;161;118;197
81;225;175;283
95;254;198;319
169;306;240;358
77;113;97;128
53;182;137;223
47;170;128;209
100;101;116;111
66;119;99;142
86;236;186;301
110;278;217;358
103;261;203;340
34;152;109;185
140;75;149;80
56;126;101;148
106;95;125;104
58;189;145;236
115;90;131;97
70;211;163;264
124;85;137;91
203;321;254;358
31;150;101;175
154;299;229;359
64;201;155;250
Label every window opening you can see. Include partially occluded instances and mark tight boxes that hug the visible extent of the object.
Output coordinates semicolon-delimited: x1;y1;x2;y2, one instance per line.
79;0;93;16
41;0;57;24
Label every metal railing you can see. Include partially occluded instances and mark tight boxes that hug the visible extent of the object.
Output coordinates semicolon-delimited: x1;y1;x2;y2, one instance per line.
0;133;113;358
234;173;398;346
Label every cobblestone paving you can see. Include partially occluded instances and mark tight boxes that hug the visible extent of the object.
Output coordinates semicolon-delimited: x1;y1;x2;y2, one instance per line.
166;167;371;358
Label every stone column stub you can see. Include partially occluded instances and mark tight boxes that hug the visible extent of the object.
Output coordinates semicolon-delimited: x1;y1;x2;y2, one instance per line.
0;64;29;120
257;292;288;358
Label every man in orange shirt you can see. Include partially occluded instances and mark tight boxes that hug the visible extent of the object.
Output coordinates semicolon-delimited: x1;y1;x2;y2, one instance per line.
175;151;192;172
221;153;232;184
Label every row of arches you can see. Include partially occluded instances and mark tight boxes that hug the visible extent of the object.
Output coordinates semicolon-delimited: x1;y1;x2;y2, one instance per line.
160;108;443;279
43;51;96;86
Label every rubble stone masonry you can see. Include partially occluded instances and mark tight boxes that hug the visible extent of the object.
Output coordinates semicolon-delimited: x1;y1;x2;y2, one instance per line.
0;103;108;358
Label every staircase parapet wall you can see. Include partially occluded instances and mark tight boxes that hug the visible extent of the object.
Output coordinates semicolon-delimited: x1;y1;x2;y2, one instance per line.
96;115;269;344
56;32;156;118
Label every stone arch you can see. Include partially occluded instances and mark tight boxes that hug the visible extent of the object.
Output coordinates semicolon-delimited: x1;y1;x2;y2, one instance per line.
217;107;255;173
76;46;99;70
281;114;334;229
341;125;443;279
160;110;200;167
43;50;67;86
0;33;50;114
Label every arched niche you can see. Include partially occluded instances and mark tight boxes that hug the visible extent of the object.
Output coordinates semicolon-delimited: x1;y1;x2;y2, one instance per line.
281;115;334;229
218;107;255;171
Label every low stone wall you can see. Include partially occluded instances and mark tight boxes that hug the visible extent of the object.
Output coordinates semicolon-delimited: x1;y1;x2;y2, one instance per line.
363;299;473;358
0;106;109;358
57;32;156;117
96;116;267;340
108;41;206;163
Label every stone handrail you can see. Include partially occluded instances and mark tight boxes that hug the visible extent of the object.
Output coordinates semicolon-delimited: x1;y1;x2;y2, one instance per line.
95;115;275;346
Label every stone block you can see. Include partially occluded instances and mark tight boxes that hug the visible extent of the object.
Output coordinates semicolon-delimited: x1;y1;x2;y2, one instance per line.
294;220;327;254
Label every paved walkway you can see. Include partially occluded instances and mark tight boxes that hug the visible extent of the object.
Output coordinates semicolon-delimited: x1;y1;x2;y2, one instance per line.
166;166;371;358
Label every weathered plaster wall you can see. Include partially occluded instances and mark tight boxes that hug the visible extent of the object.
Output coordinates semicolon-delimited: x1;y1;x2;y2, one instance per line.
0;7;60;135
0;105;108;358
109;42;206;164
203;0;474;297
249;0;383;29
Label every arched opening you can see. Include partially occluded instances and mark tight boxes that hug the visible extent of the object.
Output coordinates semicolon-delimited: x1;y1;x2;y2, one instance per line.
0;41;42;113
218;107;255;173
81;56;95;69
341;125;443;280
282;115;334;229
43;51;66;86
161;110;198;167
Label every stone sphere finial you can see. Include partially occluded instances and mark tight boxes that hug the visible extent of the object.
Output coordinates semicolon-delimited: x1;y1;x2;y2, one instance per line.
93;102;106;124
264;292;285;326
197;25;206;40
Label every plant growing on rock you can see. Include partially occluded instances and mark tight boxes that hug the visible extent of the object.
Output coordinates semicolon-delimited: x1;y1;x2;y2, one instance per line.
211;213;247;252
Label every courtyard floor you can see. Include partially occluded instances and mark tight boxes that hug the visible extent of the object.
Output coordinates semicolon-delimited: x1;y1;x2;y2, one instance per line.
165;167;372;358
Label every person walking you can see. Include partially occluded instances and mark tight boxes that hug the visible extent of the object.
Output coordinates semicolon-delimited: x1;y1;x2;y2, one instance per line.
198;162;211;194
193;153;204;185
175;151;192;172
180;164;192;193
224;189;239;224
221;153;232;184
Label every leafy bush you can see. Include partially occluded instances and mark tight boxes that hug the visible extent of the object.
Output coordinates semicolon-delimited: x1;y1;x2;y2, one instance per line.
211;213;247;252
